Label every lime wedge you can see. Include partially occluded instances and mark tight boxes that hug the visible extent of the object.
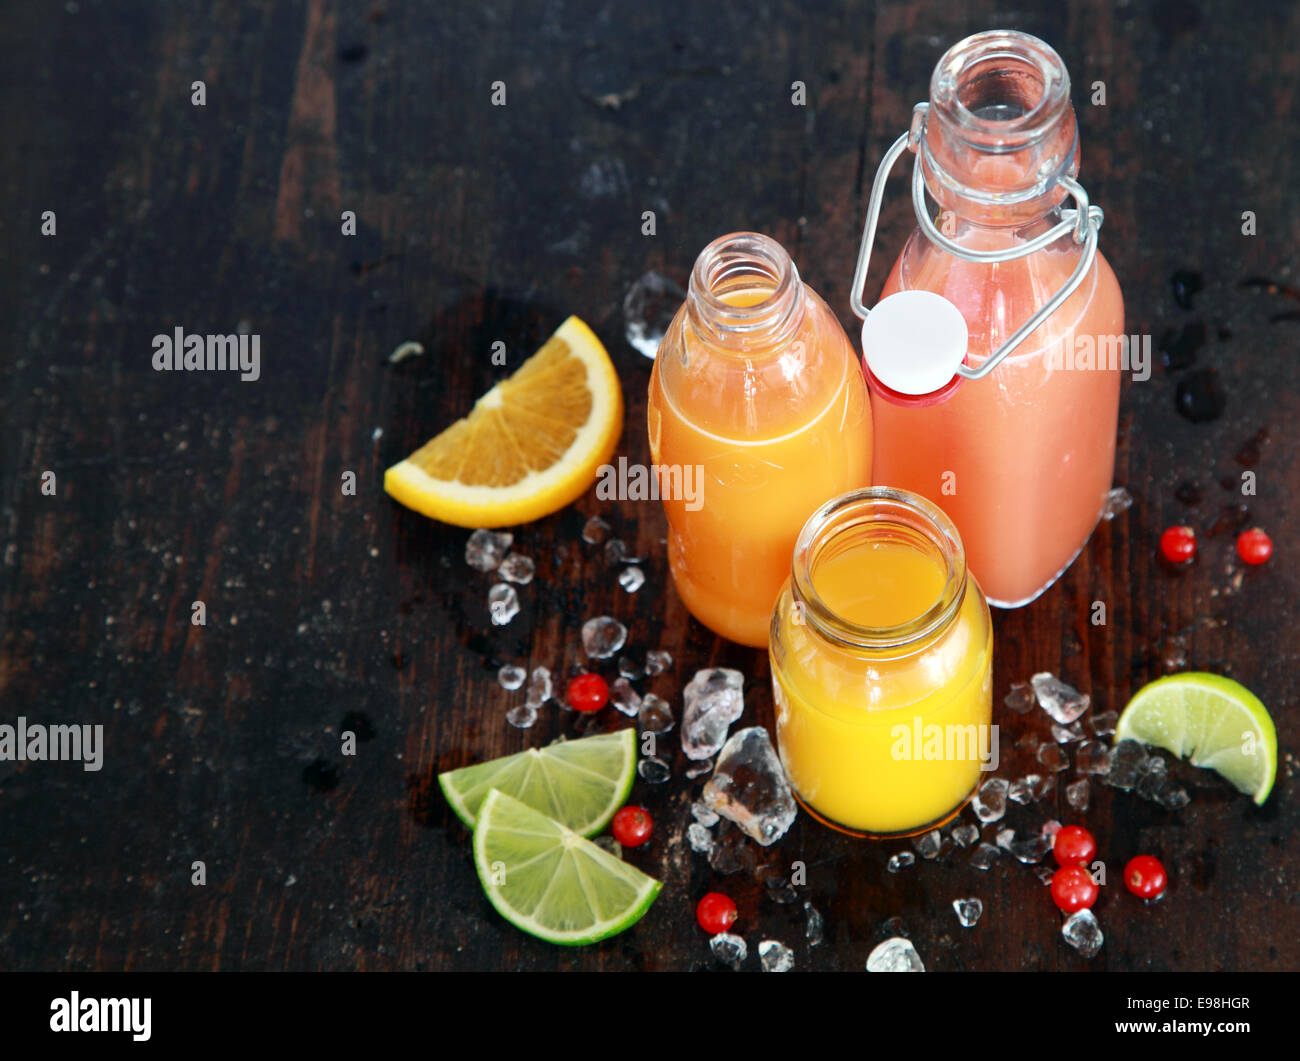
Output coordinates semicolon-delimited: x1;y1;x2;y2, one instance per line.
473;790;661;945
438;728;636;837
1115;673;1277;804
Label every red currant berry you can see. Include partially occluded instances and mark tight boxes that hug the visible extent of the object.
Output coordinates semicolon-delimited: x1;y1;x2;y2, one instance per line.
1051;864;1099;913
611;805;653;848
1160;525;1197;564
696;891;737;935
1052;825;1097;867
1236;528;1273;565
1124;855;1168;900
566;673;609;713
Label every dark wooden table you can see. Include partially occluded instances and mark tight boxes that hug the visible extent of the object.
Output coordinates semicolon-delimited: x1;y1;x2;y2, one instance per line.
1;0;1296;972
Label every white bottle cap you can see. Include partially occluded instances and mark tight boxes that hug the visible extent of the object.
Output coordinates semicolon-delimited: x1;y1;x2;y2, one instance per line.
860;290;968;396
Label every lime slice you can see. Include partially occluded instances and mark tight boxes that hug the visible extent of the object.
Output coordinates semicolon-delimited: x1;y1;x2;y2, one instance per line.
473;790;661;945
1115;673;1277;804
438;728;636;836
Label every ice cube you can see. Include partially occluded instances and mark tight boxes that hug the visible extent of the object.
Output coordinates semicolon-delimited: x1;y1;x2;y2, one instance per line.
617;656;643;680
644;650;672;676
1009;834;1053;864
497;664;526;691
638;756;671;784
1041;819;1062;841
1104;739;1147;790
525;666;552;707
638;693;675;733
1156;780;1190;809
681;668;745;760
609;677;642;717
1136;761;1169;801
995;828;1015;850
581;616;628;659
702;727;797;845
952;897;983;928
1034;865;1056;885
505;704;537;729
691;800;720;826
1075;740;1112;775
1003;681;1035;714
1138;753;1168;777
1051;721;1084;743
624;270;687;359
1008;778;1032;804
804;902;825;946
1101;486;1133;520
687;822;714;855
1031;672;1090;724
497;553;535;585
618;566;645;593
1062;908;1104;958
887;852;916;873
970;842;1000;870
488;583;519;626
1065;778;1092;812
972;778;1008;822
759;940;795;972
581;516;610;545
604;538;631;565
951;823;980;848
1037;743;1069;772
1089;710;1118;736
867;937;925;972
466;529;512;571
914;829;943;860
709;932;747;967
759;867;799;905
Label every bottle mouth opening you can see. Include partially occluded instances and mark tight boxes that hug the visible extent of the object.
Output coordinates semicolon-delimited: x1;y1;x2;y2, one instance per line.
688;231;802;342
791;487;968;651
931;30;1070;148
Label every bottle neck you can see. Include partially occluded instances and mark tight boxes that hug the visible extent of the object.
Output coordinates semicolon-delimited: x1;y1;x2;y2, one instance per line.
791;487;968;654
686;232;806;353
921;30;1079;228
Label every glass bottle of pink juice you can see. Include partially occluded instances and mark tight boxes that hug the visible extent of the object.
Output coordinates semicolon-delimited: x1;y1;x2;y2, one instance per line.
851;31;1125;607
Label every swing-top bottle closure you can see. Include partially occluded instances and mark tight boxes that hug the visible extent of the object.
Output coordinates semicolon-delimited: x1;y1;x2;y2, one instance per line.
850;30;1106;404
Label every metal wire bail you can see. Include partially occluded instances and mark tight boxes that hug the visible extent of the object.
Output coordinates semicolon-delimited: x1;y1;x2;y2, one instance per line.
850;102;1105;382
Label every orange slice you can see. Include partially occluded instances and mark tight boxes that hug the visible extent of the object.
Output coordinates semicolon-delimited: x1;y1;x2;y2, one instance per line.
384;316;623;528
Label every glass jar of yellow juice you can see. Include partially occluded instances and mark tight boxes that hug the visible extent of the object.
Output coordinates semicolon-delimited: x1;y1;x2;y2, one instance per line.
770;487;993;837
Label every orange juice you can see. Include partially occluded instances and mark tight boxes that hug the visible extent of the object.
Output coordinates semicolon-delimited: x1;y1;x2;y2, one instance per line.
648;233;872;646
770;488;993;836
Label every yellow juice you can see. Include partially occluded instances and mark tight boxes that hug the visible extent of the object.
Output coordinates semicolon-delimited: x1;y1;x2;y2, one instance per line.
770;489;993;837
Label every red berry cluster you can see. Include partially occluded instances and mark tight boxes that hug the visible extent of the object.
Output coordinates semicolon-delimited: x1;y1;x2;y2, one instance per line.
1049;824;1168;912
1160;524;1273;566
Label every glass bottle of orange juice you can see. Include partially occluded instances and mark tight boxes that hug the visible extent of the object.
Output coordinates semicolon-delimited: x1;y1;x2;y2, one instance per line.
770;487;993;837
648;232;873;647
850;30;1125;608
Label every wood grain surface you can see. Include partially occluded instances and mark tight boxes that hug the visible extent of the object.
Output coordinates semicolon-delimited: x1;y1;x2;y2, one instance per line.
1;0;1297;971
